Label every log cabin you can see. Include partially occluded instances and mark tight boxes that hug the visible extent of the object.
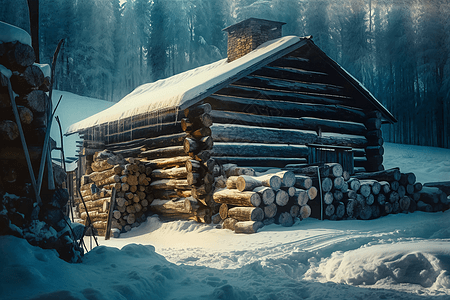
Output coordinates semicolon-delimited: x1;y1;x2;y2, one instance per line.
66;18;397;230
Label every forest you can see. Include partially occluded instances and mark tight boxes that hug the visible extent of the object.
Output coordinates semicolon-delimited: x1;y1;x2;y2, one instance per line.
1;0;449;149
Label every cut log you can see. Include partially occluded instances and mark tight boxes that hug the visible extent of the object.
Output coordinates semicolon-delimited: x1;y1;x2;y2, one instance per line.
353;168;401;182
226;176;239;189
228;207;264;222
150;198;192;214
207;93;366;123
211;123;368;148
253;186;275;205
399;196;411;211
308;187;318;200
183;136;213;154
275;189;289;206
19;90;48;113
181;113;213;132
399;173;416;185
222;218;238;231
143;156;190;169
139;146;186;159
213;189;261;207
417;187;447;204
346;199;358;218
325;163;343;178
151;167;187;179
277;212;294;227
416;201;432;212
10;64;44;91
150;179;190;190
236;175;263;192
210;110;366;136
185;159;202;173
377;193;386;205
212;213;221;224
379;181;390;194
359;182;372;198
184;103;212;118
0;120;19;140
219;203;228;219
189;127;212;139
234;221;264;234
211;142;308;158
281;186;296;197
215;156;306;168
333;176;345;190
321;177;333;192
294;175;313;189
299;204;311;219
89;165;123;183
296;189;309;206
324;192;334;205
423;181;450;196
0;41;35;70
348;178;361;191
187;172;201;186
223;164;255;177
359;180;381;195
335;202;345;219
334;190;344;202
263;203;277;218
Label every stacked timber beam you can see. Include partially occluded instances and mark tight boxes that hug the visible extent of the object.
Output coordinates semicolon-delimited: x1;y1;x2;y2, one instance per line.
213;165;318;233
136;103;216;223
75;151;153;236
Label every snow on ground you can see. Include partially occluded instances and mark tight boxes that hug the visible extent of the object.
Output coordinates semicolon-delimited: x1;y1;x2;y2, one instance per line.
1;142;450;300
384;143;450;183
50;90;114;165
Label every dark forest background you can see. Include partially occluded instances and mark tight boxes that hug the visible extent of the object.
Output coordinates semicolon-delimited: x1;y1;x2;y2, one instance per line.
1;0;449;148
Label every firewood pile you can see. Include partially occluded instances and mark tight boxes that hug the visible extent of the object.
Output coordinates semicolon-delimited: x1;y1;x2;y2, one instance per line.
75;151;153;236
209;162;449;233
211;164;317;233
1;32;84;262
287;164;449;221
143;103;217;223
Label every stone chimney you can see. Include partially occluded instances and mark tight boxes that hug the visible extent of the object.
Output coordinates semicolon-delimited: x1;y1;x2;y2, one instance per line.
223;18;286;62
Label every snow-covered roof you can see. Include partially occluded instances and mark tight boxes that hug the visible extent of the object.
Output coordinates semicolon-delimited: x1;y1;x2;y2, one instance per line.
66;36;304;135
0;21;32;46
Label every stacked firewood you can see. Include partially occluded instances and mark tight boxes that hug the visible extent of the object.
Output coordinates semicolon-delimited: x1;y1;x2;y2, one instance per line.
0;40;50;194
212;165;318;233
143;102;218;223
76;151;153;236
298;165;449;220
143;156;209;223
360;111;384;172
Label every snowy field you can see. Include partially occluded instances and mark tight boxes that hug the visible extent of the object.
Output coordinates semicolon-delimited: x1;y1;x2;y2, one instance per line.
1;142;450;300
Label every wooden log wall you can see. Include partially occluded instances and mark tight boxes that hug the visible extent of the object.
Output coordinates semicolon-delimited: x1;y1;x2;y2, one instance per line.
202;44;389;171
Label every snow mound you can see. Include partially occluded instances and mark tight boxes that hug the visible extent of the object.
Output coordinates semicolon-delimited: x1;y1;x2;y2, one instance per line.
0;21;32;46
306;241;450;290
